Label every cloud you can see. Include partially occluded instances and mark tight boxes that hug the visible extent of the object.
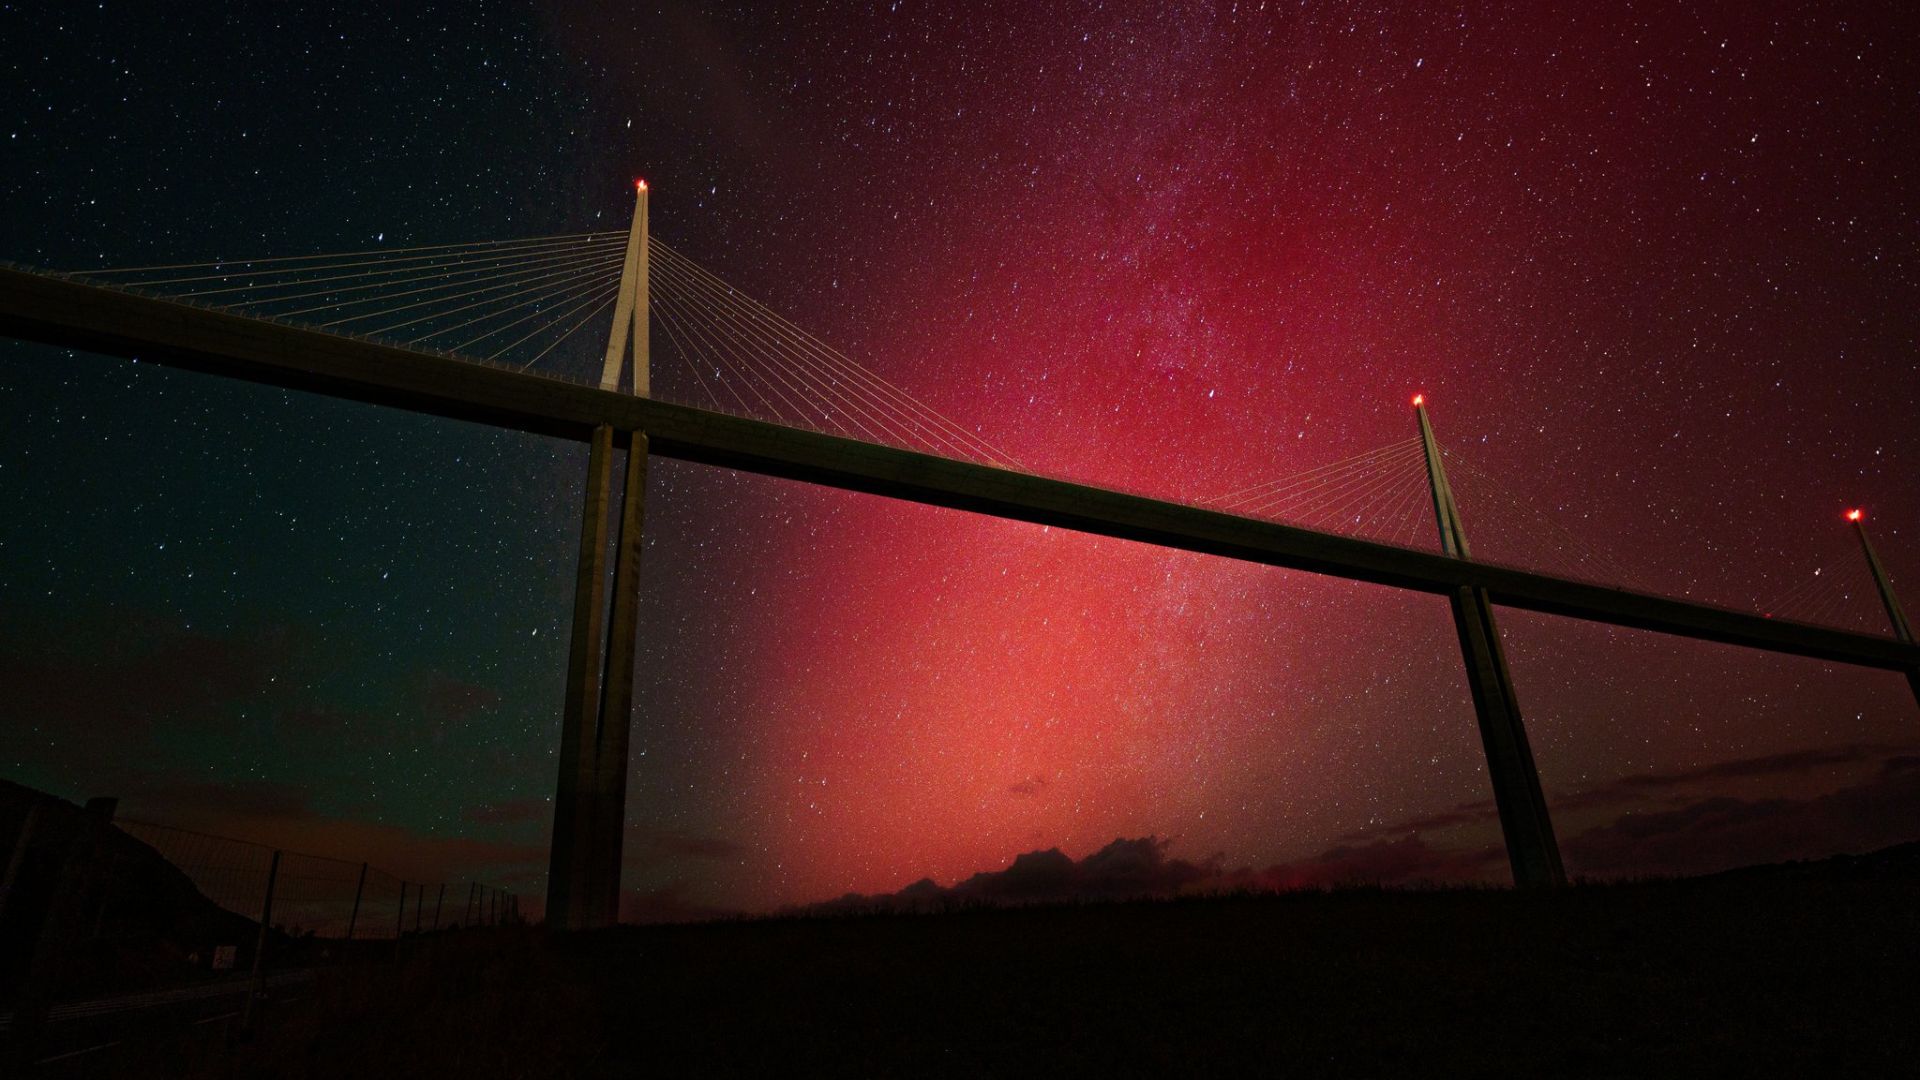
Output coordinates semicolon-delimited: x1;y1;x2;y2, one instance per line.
100;770;549;888
796;837;1227;914
1235;835;1506;891
1337;801;1496;842
1340;740;1916;844
123;776;320;822
0;616;294;754
1552;741;1908;813
620;881;739;925
1562;754;1920;878
785;746;1920;914
624;825;746;872
1008;775;1048;797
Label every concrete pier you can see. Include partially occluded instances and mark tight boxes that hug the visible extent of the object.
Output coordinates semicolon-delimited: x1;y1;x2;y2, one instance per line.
1850;510;1920;708
1417;399;1565;888
547;424;614;930
584;434;648;928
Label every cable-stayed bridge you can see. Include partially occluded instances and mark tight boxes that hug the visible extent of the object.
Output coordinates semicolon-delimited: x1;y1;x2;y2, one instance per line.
2;184;1914;928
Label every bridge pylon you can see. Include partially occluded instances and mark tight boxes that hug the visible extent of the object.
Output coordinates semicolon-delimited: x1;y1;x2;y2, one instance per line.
1846;509;1920;707
1414;396;1567;889
549;181;652;930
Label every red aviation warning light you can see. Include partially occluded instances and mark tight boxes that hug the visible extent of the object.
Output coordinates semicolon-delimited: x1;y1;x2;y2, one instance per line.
635;178;648;192
1847;508;1864;522
1412;393;1425;408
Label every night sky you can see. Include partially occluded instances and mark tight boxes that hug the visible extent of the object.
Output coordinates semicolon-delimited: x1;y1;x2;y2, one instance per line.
3;2;1917;920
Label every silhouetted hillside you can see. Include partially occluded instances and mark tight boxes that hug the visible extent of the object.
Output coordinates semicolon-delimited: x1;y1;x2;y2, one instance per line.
1704;838;1920;882
0;780;267;1001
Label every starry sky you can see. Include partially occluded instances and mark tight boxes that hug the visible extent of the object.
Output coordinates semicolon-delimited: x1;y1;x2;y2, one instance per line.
2;1;1917;920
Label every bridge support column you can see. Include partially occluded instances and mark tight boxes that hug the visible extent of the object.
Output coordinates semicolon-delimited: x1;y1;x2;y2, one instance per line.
550;181;653;930
547;424;613;930
1415;397;1566;888
584;432;648;928
1848;510;1920;709
1446;585;1565;887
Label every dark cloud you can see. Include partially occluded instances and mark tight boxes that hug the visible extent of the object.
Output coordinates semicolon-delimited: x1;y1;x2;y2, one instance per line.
621;881;739;925
625;825;746;872
797;837;1225;914
121;776;319;822
94;770;550;886
0;617;294;755
1562;755;1920;878
791;833;1513;917
788;748;1920;914
1235;835;1506;891
1008;775;1048;797
1552;741;1910;814
1341;741;1917;844
1337;801;1496;842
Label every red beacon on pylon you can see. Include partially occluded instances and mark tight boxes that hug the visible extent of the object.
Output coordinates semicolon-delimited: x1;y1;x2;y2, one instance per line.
1412;393;1425;407
1847;508;1864;522
635;178;648;192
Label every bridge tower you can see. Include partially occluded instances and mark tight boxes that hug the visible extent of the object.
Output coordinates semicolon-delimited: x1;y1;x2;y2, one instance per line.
1414;396;1567;889
549;181;651;930
1846;509;1920;706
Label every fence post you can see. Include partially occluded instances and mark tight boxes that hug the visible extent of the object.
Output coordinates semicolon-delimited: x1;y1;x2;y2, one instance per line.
434;883;445;931
344;862;368;942
241;849;281;1035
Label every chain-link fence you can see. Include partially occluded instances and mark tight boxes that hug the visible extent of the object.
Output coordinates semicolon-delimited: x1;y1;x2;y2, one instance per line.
1;782;525;1065
113;819;520;943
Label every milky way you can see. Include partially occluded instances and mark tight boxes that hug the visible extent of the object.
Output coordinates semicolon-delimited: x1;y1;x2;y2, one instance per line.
2;3;1915;917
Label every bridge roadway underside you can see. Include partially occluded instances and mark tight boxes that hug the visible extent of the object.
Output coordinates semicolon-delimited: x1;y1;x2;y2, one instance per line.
4;265;1918;678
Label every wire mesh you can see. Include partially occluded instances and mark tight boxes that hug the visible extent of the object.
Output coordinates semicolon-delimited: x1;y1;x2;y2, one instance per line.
112;819;516;941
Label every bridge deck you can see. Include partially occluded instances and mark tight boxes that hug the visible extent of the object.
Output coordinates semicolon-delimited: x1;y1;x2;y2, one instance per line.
3;264;1915;674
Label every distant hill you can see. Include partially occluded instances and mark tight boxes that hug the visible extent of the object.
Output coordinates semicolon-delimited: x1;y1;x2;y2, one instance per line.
1703;838;1920;883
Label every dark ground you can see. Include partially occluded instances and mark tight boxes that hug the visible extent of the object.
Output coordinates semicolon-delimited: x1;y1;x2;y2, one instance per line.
83;866;1917;1078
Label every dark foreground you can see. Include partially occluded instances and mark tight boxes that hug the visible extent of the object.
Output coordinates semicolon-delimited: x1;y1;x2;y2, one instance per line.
52;876;1920;1078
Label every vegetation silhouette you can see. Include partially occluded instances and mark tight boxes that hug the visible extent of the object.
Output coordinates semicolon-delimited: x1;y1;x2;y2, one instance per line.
198;845;1920;1078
